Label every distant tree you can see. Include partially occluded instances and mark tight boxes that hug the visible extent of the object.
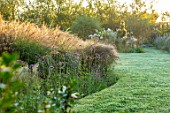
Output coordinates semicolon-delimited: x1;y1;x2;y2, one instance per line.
0;0;24;20
71;15;102;40
118;0;158;39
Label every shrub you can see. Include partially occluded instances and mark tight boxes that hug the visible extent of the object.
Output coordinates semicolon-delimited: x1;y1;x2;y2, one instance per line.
12;39;50;64
124;47;145;53
81;44;118;76
38;51;79;79
155;37;167;49
165;37;170;52
0;53;22;113
155;36;170;53
0;34;13;54
76;69;119;95
12;39;50;65
71;15;102;40
0;53;79;113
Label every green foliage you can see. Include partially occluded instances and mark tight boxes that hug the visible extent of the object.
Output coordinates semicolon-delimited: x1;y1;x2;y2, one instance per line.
0;34;13;55
17;74;78;113
18;0;82;30
38;51;79;79
76;69;119;95
155;36;170;53
19;0;57;28
123;47;145;53
71;15;102;39
12;39;50;64
0;0;159;44
0;0;24;20
37;49;118;96
119;0;158;40
82;44;118;74
0;52;22;113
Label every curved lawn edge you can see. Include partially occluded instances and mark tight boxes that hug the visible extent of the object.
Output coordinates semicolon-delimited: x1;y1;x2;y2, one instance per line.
74;48;170;113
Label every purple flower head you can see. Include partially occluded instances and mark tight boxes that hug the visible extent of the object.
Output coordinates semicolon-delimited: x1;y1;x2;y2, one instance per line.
30;64;34;67
49;65;54;69
58;62;63;66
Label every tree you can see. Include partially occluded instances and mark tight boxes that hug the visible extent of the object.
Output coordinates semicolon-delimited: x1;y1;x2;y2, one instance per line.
0;0;24;20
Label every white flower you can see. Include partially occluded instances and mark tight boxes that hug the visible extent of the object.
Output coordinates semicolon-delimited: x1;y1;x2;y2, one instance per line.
54;97;57;100
58;86;67;94
0;83;6;89
71;93;79;99
15;92;19;96
52;103;56;107
45;104;51;109
1;67;10;72
51;91;55;94
14;103;19;106
38;110;45;113
63;86;67;92
47;91;51;95
100;36;104;40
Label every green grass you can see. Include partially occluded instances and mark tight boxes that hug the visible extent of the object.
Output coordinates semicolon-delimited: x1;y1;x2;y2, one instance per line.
74;47;170;113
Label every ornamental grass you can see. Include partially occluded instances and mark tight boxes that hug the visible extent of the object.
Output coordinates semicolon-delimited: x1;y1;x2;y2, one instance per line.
0;14;118;71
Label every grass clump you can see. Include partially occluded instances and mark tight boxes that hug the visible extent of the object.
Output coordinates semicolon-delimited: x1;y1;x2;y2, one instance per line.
81;44;118;76
0;14;118;74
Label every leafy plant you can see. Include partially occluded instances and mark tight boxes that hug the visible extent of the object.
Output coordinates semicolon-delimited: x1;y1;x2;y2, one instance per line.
38;51;79;79
124;47;145;53
12;38;50;65
155;36;170;53
0;52;22;113
71;15;102;40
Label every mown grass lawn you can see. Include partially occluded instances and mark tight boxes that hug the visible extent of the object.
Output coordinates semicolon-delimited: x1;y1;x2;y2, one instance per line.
74;48;170;113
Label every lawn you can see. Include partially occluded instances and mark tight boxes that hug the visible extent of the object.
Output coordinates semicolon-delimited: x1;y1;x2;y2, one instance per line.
74;47;170;113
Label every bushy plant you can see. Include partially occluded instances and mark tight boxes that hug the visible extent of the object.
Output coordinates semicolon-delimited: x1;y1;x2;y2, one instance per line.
124;47;145;53
0;52;22;113
12;38;50;65
155;37;164;49
17;74;79;113
81;44;118;76
165;38;170;52
76;69;119;95
71;15;102;40
155;36;170;53
38;51;79;79
0;34;14;54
